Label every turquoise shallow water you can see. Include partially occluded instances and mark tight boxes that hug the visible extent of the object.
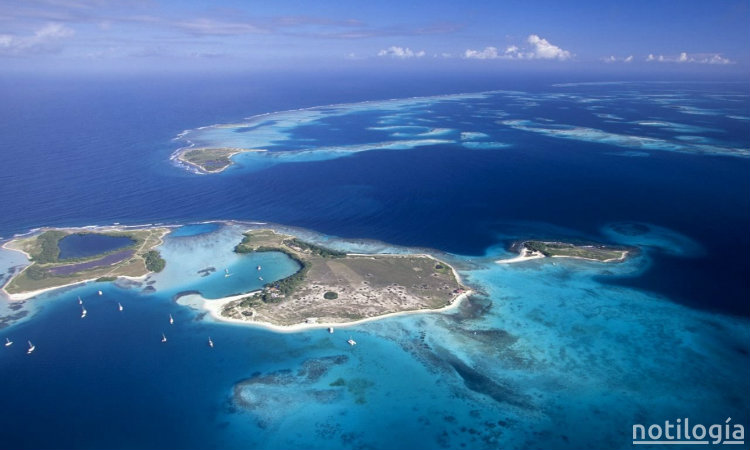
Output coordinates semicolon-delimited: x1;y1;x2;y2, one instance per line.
2;222;746;450
0;77;748;449
150;224;300;299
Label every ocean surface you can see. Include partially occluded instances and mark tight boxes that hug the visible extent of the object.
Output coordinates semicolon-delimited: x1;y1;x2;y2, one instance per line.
0;72;748;449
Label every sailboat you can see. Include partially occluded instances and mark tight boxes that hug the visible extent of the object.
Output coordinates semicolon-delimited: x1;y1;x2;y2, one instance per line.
347;337;357;346
258;276;263;281
4;337;12;347
98;290;103;296
118;302;123;312
257;265;262;271
161;333;167;343
27;341;35;354
224;268;232;278
81;307;87;319
169;314;174;325
77;296;83;305
208;337;214;348
328;327;334;334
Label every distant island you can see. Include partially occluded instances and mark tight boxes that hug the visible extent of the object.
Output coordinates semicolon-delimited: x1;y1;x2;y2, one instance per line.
498;240;631;264
2;227;168;300
213;229;469;328
176;147;265;173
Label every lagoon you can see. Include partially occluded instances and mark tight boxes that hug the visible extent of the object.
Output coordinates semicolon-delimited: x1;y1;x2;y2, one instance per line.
57;233;135;260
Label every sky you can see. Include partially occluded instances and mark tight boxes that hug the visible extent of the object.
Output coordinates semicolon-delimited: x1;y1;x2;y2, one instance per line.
1;0;748;75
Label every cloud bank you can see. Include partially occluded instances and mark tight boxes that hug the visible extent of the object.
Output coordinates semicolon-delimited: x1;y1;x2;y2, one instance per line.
464;34;572;61
603;55;634;63
646;52;732;64
377;46;425;58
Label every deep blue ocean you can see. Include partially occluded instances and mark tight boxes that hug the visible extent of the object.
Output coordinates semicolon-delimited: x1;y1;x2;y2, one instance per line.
0;72;748;449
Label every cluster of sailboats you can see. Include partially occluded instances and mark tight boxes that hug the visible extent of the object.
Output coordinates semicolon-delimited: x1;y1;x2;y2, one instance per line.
159;313;213;347
225;265;264;281
4;338;34;354
4;292;216;356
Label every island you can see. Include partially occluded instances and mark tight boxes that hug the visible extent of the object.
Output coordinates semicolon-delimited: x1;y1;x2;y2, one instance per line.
498;240;630;264
176;147;265;173
214;229;469;327
2;226;169;300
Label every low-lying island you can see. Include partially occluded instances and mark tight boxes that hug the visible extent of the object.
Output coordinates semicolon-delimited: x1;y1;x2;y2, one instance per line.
218;229;469;327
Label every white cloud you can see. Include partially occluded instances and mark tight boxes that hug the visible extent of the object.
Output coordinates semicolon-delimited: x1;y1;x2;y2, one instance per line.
464;35;572;61
704;54;732;64
377;46;425;58
464;46;498;59
0;23;74;56
602;55;633;63
526;34;571;60
645;52;732;64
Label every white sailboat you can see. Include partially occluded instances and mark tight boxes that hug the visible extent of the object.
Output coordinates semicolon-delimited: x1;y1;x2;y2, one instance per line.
258;276;263;281
98;290;103;296
347;337;357;346
224;268;232;278
257;265;262;271
161;333;167;343
328;327;334;334
118;302;123;312
208;337;214;348
27;341;35;354
77;296;83;305
169;314;174;325
81;307;87;319
5;337;12;347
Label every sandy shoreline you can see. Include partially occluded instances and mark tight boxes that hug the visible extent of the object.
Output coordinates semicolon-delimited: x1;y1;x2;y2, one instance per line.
497;247;629;264
2;273;152;302
3;221;474;332
1;225;170;301
496;247;545;264
189;289;473;333
174;147;266;174
186;248;473;333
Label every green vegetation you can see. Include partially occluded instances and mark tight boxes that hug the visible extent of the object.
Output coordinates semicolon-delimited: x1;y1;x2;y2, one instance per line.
434;263;450;274
523;240;629;262
180;147;242;172
3;227;169;296
143;250;166;272
33;230;67;263
238;294;263;308
233;232;254;253
285;238;346;258
523;241;552;256
268;260;309;297
24;265;51;281
323;291;338;300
